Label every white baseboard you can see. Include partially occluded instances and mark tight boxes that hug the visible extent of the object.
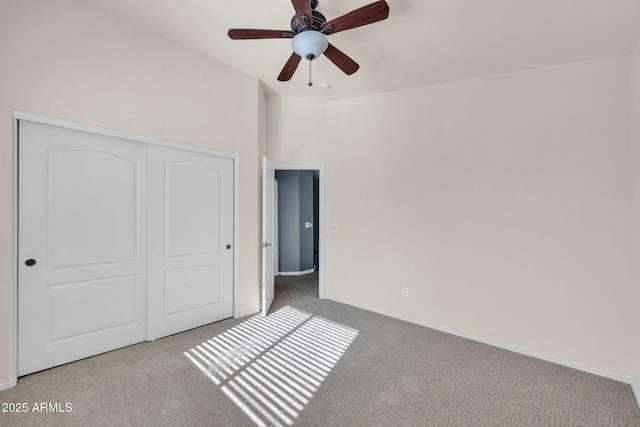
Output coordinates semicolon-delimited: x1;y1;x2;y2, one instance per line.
0;377;17;391
279;269;315;276
632;380;640;410
328;296;633;385
234;309;259;319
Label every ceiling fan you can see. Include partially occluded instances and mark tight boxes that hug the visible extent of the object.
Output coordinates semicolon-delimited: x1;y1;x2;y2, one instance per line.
228;0;389;84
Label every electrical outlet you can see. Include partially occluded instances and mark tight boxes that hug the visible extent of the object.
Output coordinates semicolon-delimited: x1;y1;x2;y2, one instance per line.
402;287;409;297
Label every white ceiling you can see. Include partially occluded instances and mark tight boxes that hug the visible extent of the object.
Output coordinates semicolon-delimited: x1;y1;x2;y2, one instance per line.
84;0;640;101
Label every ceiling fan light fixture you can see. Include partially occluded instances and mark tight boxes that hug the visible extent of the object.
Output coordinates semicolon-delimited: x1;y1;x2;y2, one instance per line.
228;0;390;82
292;31;328;60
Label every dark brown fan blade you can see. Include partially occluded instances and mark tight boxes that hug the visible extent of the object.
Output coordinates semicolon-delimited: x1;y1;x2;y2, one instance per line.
228;29;295;40
291;0;313;26
323;43;360;75
278;53;302;81
321;0;389;34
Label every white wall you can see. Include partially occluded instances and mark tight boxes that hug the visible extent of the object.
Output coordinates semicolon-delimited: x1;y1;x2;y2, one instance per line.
268;56;638;382
257;84;268;309
0;0;262;386
631;38;640;398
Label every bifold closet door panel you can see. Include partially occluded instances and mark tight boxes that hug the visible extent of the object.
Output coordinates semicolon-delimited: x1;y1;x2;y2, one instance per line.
147;144;234;340
18;121;148;376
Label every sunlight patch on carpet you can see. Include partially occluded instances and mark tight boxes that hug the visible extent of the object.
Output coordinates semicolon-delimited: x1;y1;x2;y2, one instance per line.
185;306;359;427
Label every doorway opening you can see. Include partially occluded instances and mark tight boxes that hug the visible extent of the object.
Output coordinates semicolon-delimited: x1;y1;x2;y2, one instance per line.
274;169;320;303
261;161;324;316
274;169;319;275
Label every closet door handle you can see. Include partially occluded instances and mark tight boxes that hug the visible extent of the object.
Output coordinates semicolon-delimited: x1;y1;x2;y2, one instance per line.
25;259;37;266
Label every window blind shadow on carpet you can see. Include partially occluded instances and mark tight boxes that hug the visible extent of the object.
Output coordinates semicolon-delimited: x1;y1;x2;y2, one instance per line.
184;305;359;427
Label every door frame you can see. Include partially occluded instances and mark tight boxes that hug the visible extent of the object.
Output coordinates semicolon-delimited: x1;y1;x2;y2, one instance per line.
12;111;239;382
261;156;276;316
273;163;325;299
274;178;279;277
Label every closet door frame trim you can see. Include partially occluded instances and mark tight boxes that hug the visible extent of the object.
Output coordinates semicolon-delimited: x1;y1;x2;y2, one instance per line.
12;110;239;382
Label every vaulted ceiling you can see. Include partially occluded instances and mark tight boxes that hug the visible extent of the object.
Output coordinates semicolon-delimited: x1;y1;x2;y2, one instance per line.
84;0;640;100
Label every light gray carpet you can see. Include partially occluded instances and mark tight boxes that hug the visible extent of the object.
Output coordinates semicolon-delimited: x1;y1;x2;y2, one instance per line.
1;272;639;426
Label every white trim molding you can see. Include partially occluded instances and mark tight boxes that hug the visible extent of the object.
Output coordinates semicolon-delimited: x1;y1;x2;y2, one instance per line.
278;269;316;276
0;378;17;391
232;154;240;319
234;309;260;320
12;113;19;389
13;111;236;160
632;381;640;410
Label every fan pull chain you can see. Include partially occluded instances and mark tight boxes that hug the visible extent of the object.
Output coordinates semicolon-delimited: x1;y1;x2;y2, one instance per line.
308;58;313;87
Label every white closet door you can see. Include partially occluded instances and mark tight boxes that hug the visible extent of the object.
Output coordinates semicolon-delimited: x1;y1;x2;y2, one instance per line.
18;121;148;376
147;145;234;340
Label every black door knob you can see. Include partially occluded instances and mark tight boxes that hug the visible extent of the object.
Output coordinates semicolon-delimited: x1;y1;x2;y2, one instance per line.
226;244;231;249
25;259;36;266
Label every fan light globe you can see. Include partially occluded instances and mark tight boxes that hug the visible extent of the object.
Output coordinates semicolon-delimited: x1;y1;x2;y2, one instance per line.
292;31;328;61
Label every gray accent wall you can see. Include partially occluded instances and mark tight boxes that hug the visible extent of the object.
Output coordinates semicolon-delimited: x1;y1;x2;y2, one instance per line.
313;170;319;269
299;171;314;271
276;170;317;273
276;170;300;272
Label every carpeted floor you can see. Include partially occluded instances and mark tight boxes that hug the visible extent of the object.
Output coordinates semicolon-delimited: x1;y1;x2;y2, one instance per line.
1;273;639;426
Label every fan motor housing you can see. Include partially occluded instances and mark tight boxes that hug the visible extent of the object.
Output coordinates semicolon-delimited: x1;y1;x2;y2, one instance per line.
290;10;327;33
